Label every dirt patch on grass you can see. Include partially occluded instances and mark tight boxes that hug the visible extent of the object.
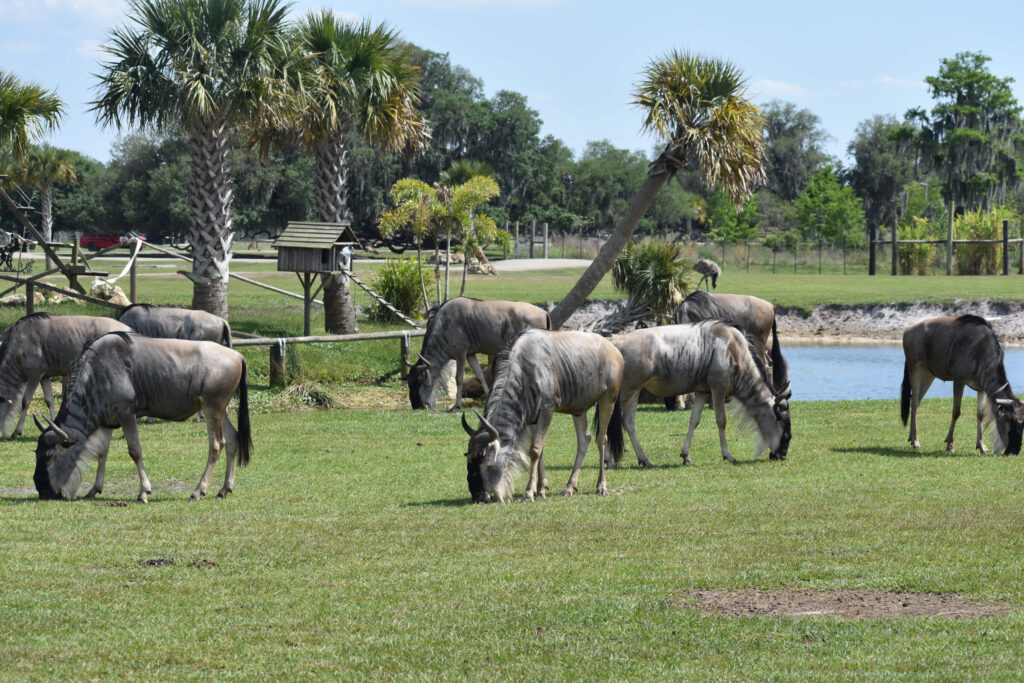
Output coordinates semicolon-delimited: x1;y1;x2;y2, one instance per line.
673;589;1009;619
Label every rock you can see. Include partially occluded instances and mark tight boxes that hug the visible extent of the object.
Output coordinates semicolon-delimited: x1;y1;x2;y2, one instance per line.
0;292;44;307
90;279;132;307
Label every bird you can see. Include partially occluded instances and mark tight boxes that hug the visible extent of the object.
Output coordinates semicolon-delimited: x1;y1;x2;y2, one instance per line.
693;258;721;290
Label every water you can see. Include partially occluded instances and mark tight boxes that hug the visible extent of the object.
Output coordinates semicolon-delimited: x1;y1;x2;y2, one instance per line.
786;344;1024;401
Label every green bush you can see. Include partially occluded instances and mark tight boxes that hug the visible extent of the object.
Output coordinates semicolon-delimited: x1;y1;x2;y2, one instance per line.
897;217;936;275
612;238;693;316
955;207;1014;275
368;257;434;322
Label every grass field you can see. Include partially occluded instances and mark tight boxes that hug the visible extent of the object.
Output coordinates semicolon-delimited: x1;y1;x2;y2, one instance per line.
1;261;1023;678
2;399;1024;678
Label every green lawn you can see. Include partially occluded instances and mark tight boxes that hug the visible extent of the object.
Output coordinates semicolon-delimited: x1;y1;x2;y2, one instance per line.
1;399;1023;678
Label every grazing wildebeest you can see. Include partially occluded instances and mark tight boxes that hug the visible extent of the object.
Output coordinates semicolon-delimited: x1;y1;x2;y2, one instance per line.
901;315;1024;455
0;313;131;438
693;258;721;290
673;290;788;390
117;303;232;346
612;321;792;467
461;329;624;502
33;332;252;503
408;297;549;410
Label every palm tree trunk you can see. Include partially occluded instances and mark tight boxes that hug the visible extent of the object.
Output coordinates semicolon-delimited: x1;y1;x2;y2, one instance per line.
459;212;472;297
444;221;451;302
417;237;429;317
188;119;233;318
40;181;53;271
316;131;358;334
548;170;669;329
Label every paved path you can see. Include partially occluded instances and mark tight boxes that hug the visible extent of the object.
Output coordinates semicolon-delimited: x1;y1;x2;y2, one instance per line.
490;258;591;272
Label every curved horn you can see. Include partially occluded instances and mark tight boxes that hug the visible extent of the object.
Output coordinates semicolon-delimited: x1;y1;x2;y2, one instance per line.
32;414;46;434
417;353;432;368
461;412;476;437
43;415;69;443
473;409;498;440
778;382;792;400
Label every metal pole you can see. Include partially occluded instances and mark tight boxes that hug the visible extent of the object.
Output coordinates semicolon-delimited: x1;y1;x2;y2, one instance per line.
543;222;549;259
514;221;519;258
530;219;536;259
503;219;509;260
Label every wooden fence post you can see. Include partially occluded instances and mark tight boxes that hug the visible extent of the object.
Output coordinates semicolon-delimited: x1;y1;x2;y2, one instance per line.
400;332;411;379
25;280;33;315
1003;219;1009;275
270;341;286;388
514;221;520;258
946;208;954;275
543;222;549;259
891;224;897;276
529;219;536;259
869;224;877;275
130;258;138;302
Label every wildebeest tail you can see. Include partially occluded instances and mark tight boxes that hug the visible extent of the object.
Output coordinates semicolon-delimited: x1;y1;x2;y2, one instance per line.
900;361;911;426
236;359;252;466
771;320;789;392
596;396;625;466
222;322;232;348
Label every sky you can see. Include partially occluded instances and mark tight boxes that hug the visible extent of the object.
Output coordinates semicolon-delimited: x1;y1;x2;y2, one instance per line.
5;0;1024;165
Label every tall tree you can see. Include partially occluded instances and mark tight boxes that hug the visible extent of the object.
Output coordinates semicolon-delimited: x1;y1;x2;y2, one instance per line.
295;11;429;333
548;51;765;329
794;164;865;247
847;114;917;237
91;0;296;317
0;70;65;160
761;100;829;201
910;51;1024;212
15;145;78;268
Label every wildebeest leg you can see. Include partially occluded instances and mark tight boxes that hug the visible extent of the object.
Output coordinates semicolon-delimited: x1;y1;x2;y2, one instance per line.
681;393;707;465
11;372;42;438
908;369;934;449
450;352;468;411
217;417;239;498
468;354;489;395
538;453;548;496
620;389;653;468
121;416;153;503
562;412;592;497
593;396;614;496
191;408;226;501
40;378;55;420
944;382;964;452
84;451;107;499
712;389;735;463
523;413;552;501
975;392;989;454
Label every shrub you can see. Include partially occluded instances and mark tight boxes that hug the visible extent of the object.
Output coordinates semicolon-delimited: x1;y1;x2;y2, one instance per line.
613;238;694;316
368;257;434;322
955;207;1014;275
897;217;936;275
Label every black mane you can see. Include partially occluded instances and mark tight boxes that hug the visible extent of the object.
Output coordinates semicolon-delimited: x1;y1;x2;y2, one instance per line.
955;314;991;328
0;312;53;367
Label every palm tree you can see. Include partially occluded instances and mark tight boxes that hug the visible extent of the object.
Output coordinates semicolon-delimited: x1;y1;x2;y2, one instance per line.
0;70;65;160
14;145;78;269
296;10;428;333
91;0;295;317
547;50;766;329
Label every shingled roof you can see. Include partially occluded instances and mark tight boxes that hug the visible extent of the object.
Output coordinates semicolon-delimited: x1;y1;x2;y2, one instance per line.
273;221;361;250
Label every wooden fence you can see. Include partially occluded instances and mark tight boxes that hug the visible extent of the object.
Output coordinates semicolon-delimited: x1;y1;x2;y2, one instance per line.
869;219;1024;276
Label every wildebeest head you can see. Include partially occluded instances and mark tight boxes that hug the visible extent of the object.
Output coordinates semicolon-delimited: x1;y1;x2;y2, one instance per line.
768;382;793;461
32;415;72;500
994;395;1024;455
408;355;437;410
462;410;508;503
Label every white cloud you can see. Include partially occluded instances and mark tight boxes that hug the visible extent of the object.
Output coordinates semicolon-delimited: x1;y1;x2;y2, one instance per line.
752;79;808;100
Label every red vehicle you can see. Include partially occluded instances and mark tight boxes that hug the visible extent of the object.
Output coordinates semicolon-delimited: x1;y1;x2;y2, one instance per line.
79;232;146;251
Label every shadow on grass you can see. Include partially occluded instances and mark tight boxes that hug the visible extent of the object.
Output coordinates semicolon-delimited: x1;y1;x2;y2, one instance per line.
404;497;476;508
835;446;965;458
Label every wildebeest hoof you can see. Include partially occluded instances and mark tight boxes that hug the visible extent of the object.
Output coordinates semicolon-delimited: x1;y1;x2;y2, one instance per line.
723;454;736;463
84;489;100;499
596;484;609;496
216;488;232;498
521;491;535;502
137;492;148;504
561;487;575;497
638;460;653;469
9;431;20;439
945;443;955;453
976;444;989;455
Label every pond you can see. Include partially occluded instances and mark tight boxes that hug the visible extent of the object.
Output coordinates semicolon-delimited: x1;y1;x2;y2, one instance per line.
785;344;1024;401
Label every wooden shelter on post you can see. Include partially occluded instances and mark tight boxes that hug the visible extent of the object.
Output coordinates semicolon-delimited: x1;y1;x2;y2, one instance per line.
274;221;361;336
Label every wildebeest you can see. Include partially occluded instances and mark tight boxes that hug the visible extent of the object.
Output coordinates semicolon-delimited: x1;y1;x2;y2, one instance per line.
0;313;131;438
673;290;788;390
409;297;550;410
612;321;792;467
33;332;252;502
901;315;1024;455
461;329;624;502
693;258;721;290
118;303;232;346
